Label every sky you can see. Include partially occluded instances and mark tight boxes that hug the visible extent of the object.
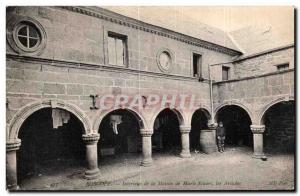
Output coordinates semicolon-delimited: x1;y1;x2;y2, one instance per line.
104;6;294;44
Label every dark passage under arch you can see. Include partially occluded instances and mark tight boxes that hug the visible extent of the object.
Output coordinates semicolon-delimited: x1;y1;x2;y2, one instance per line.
17;108;85;183
152;109;181;153
216;105;252;148
98;109;141;158
262;101;295;154
190;109;209;150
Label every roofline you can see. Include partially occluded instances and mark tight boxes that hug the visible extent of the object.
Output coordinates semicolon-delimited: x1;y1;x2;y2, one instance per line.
232;43;294;63
58;6;243;56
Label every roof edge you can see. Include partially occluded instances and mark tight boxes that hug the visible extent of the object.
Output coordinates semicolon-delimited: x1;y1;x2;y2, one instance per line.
232;43;294;62
59;6;243;56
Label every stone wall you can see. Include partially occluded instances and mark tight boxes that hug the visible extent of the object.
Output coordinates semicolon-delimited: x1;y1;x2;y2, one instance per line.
233;46;294;79
6;6;243;135
6;6;235;79
211;46;294;82
213;69;294;124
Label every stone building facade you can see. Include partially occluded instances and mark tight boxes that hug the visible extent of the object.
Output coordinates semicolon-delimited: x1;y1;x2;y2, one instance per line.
6;6;295;189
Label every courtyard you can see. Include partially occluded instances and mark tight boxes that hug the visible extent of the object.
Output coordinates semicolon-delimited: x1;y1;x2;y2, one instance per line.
18;147;294;191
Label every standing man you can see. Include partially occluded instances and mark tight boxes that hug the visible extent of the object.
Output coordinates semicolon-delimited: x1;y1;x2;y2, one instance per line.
217;122;226;152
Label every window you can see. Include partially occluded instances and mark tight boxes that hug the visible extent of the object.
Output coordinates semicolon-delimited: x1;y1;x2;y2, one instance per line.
108;32;127;66
276;63;289;71
222;66;230;80
157;50;172;73
16;23;40;49
7;18;47;55
192;53;202;78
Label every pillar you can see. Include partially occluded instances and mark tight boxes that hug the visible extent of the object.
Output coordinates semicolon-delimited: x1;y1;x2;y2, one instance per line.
250;125;266;159
179;126;191;158
82;134;100;180
6;139;21;190
140;128;153;166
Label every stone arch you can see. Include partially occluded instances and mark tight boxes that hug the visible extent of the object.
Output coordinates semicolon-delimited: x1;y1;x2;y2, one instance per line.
93;107;146;131
258;95;294;125
188;107;211;126
214;101;253;123
150;108;186;129
7;99;92;140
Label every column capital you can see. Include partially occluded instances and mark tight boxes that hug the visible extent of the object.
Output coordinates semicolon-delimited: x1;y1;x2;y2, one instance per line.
6;139;21;152
140;128;153;137
250;125;265;134
179;125;191;133
207;122;218;130
82;133;100;144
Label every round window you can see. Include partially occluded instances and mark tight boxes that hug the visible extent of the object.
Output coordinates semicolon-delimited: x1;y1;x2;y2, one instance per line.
16;23;41;50
156;49;173;73
7;17;47;55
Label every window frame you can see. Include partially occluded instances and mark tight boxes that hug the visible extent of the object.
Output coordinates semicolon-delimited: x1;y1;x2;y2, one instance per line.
107;31;128;67
7;17;47;55
15;23;41;51
222;66;230;81
191;52;203;78
275;63;289;71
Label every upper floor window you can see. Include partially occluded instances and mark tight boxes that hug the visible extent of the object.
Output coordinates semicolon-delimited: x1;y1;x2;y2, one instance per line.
192;53;202;78
222;66;230;80
108;32;128;66
276;63;289;71
7;18;47;55
16;23;40;49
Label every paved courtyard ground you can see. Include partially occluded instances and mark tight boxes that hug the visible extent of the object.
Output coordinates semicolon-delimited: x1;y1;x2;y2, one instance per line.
18;147;294;191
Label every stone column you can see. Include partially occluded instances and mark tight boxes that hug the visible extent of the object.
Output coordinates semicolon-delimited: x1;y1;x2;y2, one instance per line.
6;139;21;190
82;134;100;179
140;128;153;166
250;125;266;159
179;126;191;158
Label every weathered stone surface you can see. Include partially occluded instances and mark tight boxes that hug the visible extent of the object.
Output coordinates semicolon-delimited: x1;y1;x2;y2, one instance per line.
67;84;83;95
43;83;65;94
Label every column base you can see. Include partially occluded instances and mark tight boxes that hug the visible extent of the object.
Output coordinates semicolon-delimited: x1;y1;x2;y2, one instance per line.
180;151;192;158
84;168;100;180
252;153;267;160
141;158;153;167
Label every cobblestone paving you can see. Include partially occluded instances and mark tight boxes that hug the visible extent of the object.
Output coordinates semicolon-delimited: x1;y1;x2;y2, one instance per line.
18;147;294;191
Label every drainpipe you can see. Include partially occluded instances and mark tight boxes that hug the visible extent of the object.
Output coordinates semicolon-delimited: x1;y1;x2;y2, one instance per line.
208;61;233;124
208;64;214;124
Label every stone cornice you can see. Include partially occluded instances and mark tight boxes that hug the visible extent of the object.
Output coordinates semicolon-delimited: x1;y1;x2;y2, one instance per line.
82;134;100;144
7;54;210;83
6;139;21;152
140;128;153;137
59;6;241;56
250;125;265;134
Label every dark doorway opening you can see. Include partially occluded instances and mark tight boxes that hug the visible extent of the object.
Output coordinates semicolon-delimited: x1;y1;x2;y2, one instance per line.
216;105;252;148
190;109;209;150
17;108;85;183
263;101;295;154
152;109;181;154
98;109;141;159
